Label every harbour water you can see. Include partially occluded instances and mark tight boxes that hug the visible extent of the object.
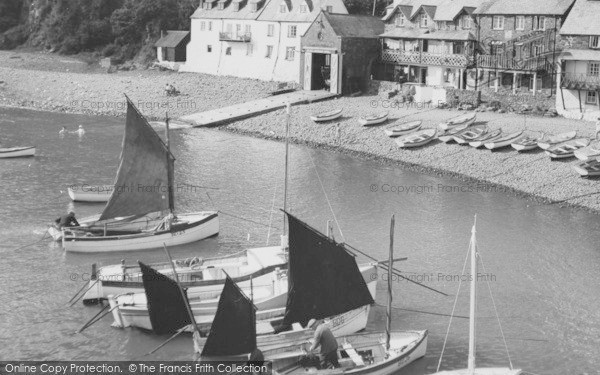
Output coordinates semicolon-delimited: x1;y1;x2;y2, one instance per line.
0;107;599;373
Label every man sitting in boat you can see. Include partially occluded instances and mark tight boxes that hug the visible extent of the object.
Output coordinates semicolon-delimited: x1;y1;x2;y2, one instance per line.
307;319;339;369
55;211;80;229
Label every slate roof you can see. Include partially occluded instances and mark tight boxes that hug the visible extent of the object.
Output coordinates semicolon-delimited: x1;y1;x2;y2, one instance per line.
154;31;190;48
383;0;482;22
473;0;574;15
257;0;347;22
559;0;600;35
323;12;385;38
190;0;265;20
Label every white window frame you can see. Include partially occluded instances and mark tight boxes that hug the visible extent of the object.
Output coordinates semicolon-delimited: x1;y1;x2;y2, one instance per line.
265;45;273;58
218;2;225;10
245;25;251;35
590;36;600;49
515;16;525;30
250;3;258;12
586;91;598;105
589;62;600;76
300;4;308;13
533;16;546;31
396;13;405;27
267;24;275;37
280;3;287;13
459;15;471;29
246;44;253;56
420;13;428;28
285;47;295;60
326;5;333;12
492;16;504;30
233;3;239;11
208;21;212;31
200;21;206;31
288;25;297;38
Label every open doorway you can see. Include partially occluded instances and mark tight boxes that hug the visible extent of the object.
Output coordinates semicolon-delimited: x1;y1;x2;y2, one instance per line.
311;53;331;90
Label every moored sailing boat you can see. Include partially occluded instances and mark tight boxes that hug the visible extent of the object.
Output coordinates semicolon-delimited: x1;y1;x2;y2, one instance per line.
48;97;219;252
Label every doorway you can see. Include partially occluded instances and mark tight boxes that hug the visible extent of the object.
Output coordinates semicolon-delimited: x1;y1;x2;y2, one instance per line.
311;53;330;91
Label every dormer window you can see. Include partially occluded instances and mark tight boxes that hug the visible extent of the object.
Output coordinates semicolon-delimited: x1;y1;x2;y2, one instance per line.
326;5;333;12
251;3;258;12
300;4;308;13
396;13;405;27
280;3;287;13
218;2;225;10
533;16;546;31
233;3;239;11
459;14;471;29
419;13;428;28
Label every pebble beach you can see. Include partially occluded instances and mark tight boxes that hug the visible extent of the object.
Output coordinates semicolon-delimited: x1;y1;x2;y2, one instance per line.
2;50;600;213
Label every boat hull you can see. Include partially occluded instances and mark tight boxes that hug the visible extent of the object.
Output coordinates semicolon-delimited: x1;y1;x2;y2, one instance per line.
383;122;421;137
396;129;437;148
61;212;219;252
0;146;35;158
81;246;287;302
311;110;343;122
68;185;112;202
484;132;523;150
433;368;522;375
574;145;600;161
359;113;388;126
438;114;476;131
573;160;600;177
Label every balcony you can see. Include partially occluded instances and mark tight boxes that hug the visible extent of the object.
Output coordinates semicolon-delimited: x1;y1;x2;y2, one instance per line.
381;50;473;68
477;55;549;72
219;32;251;42
560;73;600;90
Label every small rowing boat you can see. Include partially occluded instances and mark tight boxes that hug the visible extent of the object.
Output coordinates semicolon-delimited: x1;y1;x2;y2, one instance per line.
310;108;343;122
538;131;577;150
511;133;545;151
358;112;388;126
383;120;422;137
0;146;35;158
438;112;476;131
454;125;488;144
545;138;590;159
573;159;600;177
484;131;523;150
438;123;473;143
68;185;113;202
396;128;437;148
574;141;600;161
468;129;503;148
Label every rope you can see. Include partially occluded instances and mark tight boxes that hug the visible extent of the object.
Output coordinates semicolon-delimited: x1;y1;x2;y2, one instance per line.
218;211;280;229
305;149;346;242
376;303;469;319
266;180;278;245
11;231;50;251
436;238;472;372
479;252;514;370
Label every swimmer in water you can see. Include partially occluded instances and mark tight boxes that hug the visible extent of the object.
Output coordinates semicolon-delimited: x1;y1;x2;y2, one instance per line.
74;125;85;136
59;126;67;135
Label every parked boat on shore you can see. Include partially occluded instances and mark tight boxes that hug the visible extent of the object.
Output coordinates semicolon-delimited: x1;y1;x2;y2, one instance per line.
67;185;113;202
358;112;388;126
438;123;473;143
383;121;421;137
467;129;503;148
310;109;342;123
538;131;577;150
438;113;476;131
511;133;545;152
454;125;488;144
546;138;590;159
574;141;600;161
48;97;219;252
0;146;35;158
573;159;600;177
396;128;437;148
484;131;524;150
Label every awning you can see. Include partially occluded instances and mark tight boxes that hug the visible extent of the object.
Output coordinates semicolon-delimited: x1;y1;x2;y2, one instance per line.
560;49;600;61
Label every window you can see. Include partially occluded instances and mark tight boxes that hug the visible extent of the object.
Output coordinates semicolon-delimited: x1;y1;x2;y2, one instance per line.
326;6;333;12
590;36;600;49
300;4;308;13
459;15;471;29
288;25;297;38
533;16;546;30
236;24;242;37
218;2;225;10
233;3;239;11
225;47;232;55
285;47;295;60
246;44;253;56
492;15;504;30
589;62;600;76
251;3;258;12
420;13;428;28
207;45;212;52
586;91;597;105
245;25;251;35
267;24;275;36
515;16;525;30
436;21;445;30
208;21;212;31
265;45;273;58
280;3;287;13
200;21;206;31
396;13;405;27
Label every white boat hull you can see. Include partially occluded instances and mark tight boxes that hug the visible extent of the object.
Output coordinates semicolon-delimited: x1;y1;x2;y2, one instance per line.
61;212;219;252
438;114;476;131
484;133;523;150
68;185;112;202
573;160;600;177
433;368;521;375
311;110;343;122
574;146;600;161
0;146;35;158
359;113;388;126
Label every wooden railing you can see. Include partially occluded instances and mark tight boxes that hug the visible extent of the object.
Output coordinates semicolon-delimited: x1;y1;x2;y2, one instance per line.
477;55;548;71
560;73;600;90
381;50;473;67
219;32;251;42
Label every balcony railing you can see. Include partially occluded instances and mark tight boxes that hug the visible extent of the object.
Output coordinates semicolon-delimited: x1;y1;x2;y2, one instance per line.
381;50;473;67
560;73;600;90
219;32;251;42
477;55;548;71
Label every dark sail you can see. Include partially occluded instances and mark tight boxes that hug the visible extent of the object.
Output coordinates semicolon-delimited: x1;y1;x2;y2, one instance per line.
202;276;257;357
283;212;374;326
139;262;191;334
99;98;174;221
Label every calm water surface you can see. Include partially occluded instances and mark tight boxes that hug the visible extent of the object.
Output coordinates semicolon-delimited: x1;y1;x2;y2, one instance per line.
0;107;599;373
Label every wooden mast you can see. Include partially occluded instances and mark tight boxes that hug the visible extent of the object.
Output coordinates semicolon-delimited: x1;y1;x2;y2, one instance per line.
385;214;395;351
467;215;478;374
282;103;291;245
165;113;175;214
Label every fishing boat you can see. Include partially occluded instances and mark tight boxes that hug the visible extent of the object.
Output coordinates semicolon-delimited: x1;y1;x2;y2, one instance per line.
511;133;545;152
484;131;524;150
79;245;287;303
0;146;35;158
67;185;113;202
545;138;590;159
454;126;488;144
438;122;474;143
396;128;437;148
574;141;600;161
438;113;476;131
573;159;600;177
537;131;577;150
468;129;502;148
383;121;422;137
310;109;343;123
48;97;219;252
358;112;388;126
191;212;379;352
432;217;522;375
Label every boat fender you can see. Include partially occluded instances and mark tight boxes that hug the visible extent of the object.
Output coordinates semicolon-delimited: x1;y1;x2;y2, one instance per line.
190;257;203;268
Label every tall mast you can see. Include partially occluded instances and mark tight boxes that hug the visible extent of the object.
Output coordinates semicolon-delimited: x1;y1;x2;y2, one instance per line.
467;215;478;374
165;113;174;214
283;103;291;235
385;214;395;351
